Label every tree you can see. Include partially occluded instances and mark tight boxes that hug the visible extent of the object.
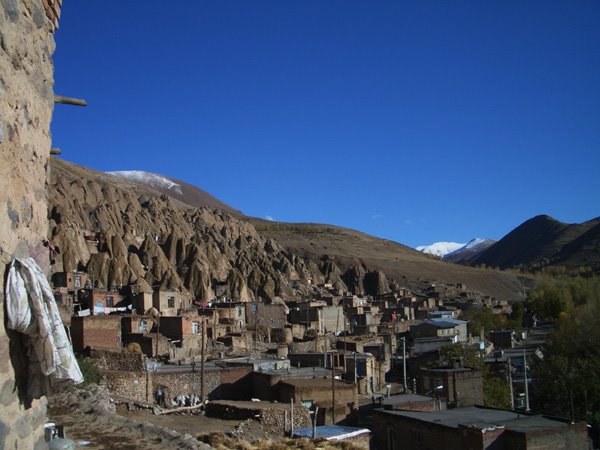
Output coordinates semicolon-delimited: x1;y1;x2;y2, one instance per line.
531;302;600;442
432;344;511;409
459;307;507;337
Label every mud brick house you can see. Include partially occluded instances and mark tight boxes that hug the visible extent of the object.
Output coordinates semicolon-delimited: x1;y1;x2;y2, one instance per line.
417;363;483;408
122;315;154;335
217;331;253;351
288;352;344;369
52;270;88;291
159;314;207;348
288;301;326;334
215;302;246;331
344;352;380;395
71;315;122;353
152;290;190;316
277;378;358;425
245;302;287;329
489;329;516;350
132;289;153;314
380;393;440;412
251;366;334;402
78;287;125;314
372;406;589;450
410;318;468;343
121;315;160;356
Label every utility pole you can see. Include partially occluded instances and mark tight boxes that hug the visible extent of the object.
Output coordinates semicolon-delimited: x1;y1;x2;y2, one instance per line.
402;337;407;394
523;350;530;412
200;318;205;405
354;352;357;384
508;357;514;409
290;399;294;437
331;351;336;424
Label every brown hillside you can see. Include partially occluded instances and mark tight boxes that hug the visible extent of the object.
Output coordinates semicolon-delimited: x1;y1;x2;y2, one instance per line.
49;157;528;302
250;220;527;301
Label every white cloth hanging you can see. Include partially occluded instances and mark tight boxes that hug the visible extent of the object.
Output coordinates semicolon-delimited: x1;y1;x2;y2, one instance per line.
5;258;83;397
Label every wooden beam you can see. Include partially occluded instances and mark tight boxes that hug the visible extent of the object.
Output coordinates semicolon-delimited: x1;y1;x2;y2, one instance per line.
54;95;87;107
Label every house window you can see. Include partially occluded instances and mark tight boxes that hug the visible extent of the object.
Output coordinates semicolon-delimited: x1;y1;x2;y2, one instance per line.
192;321;200;334
139;319;148;333
106;296;114;307
167;296;175;308
74;275;81;288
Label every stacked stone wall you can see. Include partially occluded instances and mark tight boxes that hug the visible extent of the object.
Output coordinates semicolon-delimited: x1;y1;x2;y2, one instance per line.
289;340;318;353
100;367;251;405
0;0;61;448
91;349;146;371
205;401;311;432
101;370;150;403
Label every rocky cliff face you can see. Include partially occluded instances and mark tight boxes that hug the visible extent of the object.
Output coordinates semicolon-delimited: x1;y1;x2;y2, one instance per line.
48;158;395;301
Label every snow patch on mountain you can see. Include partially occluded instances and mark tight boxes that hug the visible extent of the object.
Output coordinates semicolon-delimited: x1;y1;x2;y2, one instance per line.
416;241;465;257
108;171;183;195
463;238;487;250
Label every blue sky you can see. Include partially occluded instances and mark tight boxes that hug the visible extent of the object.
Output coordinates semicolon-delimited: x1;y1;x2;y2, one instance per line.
51;1;600;248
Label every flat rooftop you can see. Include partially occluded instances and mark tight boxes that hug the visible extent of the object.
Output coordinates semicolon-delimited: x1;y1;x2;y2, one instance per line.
381;394;433;407
376;406;572;432
293;425;370;440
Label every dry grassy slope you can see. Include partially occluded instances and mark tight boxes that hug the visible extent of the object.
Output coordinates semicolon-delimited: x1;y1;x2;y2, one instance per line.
250;220;527;301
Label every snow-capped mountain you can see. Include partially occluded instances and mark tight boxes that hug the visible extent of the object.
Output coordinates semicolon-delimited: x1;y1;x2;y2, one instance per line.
416;238;497;262
108;170;183;195
416;241;465;257
104;169;241;215
445;238;497;263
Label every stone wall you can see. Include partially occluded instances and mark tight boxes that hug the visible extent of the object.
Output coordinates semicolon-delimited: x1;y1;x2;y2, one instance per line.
100;366;252;405
101;370;150;403
91;349;146;371
206;400;311;434
0;0;61;448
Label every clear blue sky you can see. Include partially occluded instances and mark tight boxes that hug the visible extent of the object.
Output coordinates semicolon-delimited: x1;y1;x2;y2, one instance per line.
51;1;600;248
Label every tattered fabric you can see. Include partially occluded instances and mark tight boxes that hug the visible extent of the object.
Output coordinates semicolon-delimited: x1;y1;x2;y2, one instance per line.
5;257;83;398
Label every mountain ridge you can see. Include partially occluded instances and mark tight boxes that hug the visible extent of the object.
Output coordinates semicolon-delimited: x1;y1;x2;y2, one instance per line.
472;214;600;270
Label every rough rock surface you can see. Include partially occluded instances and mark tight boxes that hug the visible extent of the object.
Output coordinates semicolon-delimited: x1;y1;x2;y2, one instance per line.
48;158;395;300
0;1;60;448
